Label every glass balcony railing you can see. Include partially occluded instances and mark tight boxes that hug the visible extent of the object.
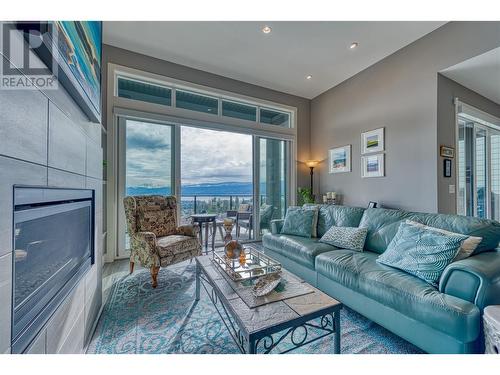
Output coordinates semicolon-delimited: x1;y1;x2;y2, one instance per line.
180;194;255;224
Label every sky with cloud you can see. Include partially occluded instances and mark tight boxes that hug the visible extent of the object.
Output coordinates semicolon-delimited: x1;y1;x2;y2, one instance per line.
125;121;253;187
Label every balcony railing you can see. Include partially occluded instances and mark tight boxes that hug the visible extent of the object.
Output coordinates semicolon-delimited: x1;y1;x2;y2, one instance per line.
180;194;257;223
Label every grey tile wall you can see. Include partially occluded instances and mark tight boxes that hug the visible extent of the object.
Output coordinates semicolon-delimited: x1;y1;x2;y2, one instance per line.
0;83;48;165
0;30;103;354
0;156;47;258
0;253;12;353
48;102;87;175
48;168;86;189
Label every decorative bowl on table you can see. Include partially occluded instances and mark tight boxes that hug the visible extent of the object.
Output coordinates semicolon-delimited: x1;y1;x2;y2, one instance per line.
252;272;282;297
224;240;242;259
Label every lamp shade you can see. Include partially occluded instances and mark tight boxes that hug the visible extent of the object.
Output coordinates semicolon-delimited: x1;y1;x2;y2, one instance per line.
305;160;320;168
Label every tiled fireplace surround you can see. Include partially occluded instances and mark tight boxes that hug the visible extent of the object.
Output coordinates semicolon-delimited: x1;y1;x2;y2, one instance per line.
0;28;104;353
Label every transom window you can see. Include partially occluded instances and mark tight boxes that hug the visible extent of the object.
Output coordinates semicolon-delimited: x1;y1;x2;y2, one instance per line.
115;75;293;128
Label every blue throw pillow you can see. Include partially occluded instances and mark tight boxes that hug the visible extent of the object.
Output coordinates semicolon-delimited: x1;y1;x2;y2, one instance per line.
281;208;316;238
376;221;468;286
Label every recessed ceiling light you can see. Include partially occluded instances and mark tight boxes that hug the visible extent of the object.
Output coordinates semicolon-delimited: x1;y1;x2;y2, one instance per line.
306;75;312;80
262;25;272;34
350;42;359;49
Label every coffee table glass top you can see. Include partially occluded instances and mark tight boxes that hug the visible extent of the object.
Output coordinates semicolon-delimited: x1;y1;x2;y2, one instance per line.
212;246;281;281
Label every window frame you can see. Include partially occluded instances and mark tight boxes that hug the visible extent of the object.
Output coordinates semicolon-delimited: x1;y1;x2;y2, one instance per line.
112;64;296;135
455;99;500;220
116;75;173;106
106;63;298;263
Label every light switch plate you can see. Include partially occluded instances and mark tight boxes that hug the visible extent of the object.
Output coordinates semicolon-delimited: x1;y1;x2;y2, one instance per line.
449;184;455;194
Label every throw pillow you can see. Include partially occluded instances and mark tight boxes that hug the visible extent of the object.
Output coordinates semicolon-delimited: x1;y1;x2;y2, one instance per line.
280;208;316;238
319;226;368;251
405;220;482;261
302;204;320;237
376;221;468;286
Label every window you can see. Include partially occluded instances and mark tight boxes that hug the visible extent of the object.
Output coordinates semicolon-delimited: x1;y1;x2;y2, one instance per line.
260;108;290;127
114;71;294;128
117;77;171;106
176;90;218;114
222;100;257;122
456;103;500;221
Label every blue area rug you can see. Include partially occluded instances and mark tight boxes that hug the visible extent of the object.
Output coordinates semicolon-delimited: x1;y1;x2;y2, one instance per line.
87;261;423;354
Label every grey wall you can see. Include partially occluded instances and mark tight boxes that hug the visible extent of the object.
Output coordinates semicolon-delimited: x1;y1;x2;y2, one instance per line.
310;22;500;212
101;44;312;188
0;26;103;353
437;74;500;214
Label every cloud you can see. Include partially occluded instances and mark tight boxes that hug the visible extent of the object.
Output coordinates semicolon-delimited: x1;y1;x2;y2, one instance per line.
125;122;253;187
181;127;252;185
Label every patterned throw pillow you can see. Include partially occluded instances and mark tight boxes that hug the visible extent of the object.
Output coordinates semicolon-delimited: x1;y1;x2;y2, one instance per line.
376;221;468;286
319;226;368;251
280;208;316;238
405;220;482;262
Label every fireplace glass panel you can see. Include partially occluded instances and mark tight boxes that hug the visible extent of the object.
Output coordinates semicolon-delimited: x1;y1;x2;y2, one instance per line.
14;204;91;311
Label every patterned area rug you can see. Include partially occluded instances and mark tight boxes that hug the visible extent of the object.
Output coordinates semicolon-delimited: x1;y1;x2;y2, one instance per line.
87;261;423;354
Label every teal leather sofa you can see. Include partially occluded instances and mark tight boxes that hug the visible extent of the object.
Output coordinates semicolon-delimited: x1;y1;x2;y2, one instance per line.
262;206;500;354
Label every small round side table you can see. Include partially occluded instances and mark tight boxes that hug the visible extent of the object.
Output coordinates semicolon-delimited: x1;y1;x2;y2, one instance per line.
190;214;217;254
484;305;500;354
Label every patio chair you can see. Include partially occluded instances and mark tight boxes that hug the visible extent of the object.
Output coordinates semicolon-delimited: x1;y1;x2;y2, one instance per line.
236;204;274;239
123;195;201;288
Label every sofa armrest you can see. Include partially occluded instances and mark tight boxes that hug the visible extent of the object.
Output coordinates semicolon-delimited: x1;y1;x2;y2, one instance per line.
176;224;199;238
271;219;284;234
439;250;500;309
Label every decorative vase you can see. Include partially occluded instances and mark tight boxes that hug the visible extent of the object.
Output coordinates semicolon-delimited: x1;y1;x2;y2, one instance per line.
223;218;234;244
224;240;242;259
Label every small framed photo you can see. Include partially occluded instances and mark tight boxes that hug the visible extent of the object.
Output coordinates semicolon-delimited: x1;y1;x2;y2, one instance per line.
329;145;351;174
361;153;385;178
361;127;384;154
443;159;452;178
440;145;455;158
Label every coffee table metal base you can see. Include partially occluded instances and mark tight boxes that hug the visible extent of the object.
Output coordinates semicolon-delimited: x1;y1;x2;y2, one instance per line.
195;260;341;354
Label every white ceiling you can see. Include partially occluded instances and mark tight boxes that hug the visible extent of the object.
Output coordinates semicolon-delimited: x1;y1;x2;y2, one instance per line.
103;21;445;99
441;47;500;105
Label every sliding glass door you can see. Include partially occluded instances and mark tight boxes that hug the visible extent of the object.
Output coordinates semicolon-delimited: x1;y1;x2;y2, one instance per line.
117;118;174;257
255;137;288;237
115;116;292;258
457;105;500;221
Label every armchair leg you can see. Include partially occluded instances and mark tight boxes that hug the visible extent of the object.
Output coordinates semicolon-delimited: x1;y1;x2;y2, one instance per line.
129;261;135;274
150;266;160;288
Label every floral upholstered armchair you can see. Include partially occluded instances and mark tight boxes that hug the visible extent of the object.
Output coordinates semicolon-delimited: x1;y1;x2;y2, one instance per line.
123;195;201;288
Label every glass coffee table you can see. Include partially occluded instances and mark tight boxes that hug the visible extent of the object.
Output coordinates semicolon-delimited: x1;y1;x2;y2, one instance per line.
194;246;342;354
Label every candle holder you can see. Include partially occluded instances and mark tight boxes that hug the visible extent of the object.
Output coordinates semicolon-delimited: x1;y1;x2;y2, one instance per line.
223;218;234;244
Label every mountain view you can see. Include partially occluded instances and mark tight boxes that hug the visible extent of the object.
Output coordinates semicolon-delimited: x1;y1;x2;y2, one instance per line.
126;181;253;197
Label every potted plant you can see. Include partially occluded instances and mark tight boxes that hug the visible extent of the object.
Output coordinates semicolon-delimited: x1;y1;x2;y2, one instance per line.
297;187;315;205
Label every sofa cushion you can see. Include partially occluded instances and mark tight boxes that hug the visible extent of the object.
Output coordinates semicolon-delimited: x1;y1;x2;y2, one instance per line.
262;233;336;269
315;250;480;342
281;208;316;238
156;235;200;259
376;221;468;286
317;205;365;237
359;208;500;254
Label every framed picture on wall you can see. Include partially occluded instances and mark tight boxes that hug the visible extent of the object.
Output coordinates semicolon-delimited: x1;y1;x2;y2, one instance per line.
440;145;455;158
444;159;452;177
329;145;351;174
361;153;385;178
361;127;384;154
